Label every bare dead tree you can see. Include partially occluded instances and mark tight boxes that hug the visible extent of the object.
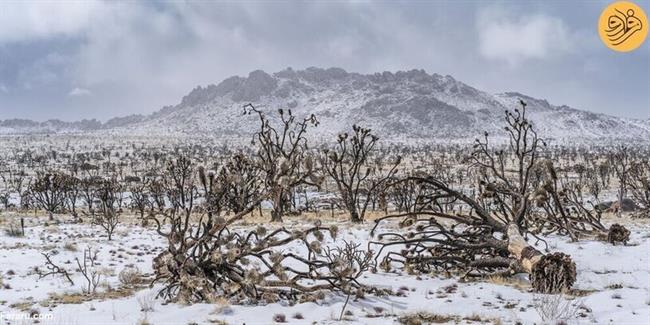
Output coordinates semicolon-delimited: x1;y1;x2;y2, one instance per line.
585;168;603;204
219;153;263;214
93;179;121;240
38;252;75;286
76;247;101;294
148;179;167;214
0;192;9;211
609;146;633;216
163;156;198;224
0;168;27;208
388;174;431;214
20;180;32;211
322;125;401;222
326;240;374;319
150;156;379;304
628;159;650;218
79;162;100;178
371;101;577;294
62;174;82;221
128;177;151;224
152;211;377;304
530;159;630;244
245;104;320;222
29;171;68;220
79;176;101;216
597;161;611;189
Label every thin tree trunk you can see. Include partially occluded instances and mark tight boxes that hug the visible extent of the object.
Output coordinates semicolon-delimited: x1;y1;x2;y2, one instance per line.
618;186;625;217
347;199;362;223
271;189;284;222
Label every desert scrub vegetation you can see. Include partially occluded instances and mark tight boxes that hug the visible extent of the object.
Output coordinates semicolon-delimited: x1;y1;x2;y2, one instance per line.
532;293;585;323
0;100;646;317
3;221;24;237
118;266;144;287
371;101;578;293
397;311;502;324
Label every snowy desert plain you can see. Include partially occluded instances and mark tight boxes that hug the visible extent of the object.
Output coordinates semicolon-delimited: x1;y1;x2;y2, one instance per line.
0;210;649;324
1;71;650;324
0;128;649;325
0;0;649;320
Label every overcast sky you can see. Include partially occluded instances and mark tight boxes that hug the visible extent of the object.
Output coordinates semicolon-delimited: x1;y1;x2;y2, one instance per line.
0;0;648;121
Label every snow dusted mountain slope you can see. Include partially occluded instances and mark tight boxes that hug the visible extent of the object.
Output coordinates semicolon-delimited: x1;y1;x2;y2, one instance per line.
2;67;649;143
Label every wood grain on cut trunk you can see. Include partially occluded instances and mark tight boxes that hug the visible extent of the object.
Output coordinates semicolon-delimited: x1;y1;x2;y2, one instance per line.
506;223;543;273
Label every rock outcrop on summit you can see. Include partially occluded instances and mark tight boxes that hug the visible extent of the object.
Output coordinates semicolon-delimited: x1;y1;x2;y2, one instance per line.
2;67;649;143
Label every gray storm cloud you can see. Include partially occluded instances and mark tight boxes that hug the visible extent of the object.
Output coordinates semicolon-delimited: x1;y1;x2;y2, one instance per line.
0;1;648;121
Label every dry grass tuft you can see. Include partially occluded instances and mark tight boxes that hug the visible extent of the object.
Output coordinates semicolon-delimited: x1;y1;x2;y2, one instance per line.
46;286;135;306
398;310;502;324
63;242;78;251
211;297;232;315
565;288;598;297
398;311;458;324
4;223;24;237
9;301;35;311
485;275;530;290
118;266;144;287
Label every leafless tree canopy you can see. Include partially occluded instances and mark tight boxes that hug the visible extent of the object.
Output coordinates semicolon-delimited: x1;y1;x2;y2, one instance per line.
371;102;583;294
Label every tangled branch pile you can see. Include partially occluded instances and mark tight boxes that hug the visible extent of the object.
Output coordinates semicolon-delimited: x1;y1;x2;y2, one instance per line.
152;212;376;304
371;101;581;293
150;138;379;304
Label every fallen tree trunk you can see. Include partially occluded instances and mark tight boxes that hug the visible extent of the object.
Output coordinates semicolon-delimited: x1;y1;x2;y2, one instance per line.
372;101;579;294
506;223;576;293
371;214;577;294
531;171;631;245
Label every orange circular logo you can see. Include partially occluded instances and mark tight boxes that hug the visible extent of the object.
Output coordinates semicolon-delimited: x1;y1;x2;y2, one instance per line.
599;1;648;52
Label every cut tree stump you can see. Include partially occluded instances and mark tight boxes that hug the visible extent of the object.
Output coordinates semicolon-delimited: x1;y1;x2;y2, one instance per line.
507;223;576;293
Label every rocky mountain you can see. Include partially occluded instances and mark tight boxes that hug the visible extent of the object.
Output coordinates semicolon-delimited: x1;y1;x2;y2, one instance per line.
2;67;649;144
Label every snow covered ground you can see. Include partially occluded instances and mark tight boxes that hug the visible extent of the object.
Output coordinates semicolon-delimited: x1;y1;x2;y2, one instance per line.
1;214;649;325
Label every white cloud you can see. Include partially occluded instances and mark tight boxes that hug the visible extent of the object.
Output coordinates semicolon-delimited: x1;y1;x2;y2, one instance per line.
0;1;104;43
477;7;573;65
0;2;646;120
0;84;7;93
69;2;445;113
68;87;91;97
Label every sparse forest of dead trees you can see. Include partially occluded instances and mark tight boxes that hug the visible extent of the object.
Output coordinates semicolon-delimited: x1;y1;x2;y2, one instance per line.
0;100;648;304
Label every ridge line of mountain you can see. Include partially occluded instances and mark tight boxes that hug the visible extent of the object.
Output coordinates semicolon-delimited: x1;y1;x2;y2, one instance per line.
1;67;648;142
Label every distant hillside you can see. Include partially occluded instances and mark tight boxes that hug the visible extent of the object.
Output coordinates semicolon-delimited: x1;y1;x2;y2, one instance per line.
2;67;649;144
